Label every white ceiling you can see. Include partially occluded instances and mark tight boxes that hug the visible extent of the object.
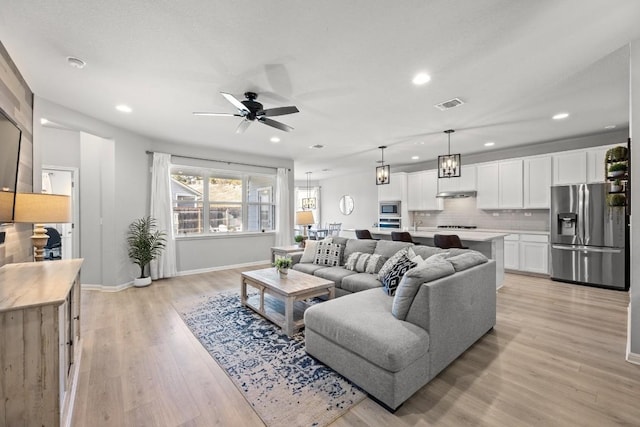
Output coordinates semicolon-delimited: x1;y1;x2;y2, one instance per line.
0;1;638;180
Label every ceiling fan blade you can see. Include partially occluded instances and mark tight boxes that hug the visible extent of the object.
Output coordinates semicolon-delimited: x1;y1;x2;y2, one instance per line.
193;112;242;117
221;92;249;112
235;119;252;134
259;106;300;117
259;117;293;132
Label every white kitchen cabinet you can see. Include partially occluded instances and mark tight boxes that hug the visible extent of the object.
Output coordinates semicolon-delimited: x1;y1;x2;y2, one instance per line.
378;172;407;202
437;165;477;193
586;146;609;183
524;156;551;208
503;234;520;270
476;163;500;209
519;234;549;274
553;151;587;185
499;159;523;208
407;170;442;211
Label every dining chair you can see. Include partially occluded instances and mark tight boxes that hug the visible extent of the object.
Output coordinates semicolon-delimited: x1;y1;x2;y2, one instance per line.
327;223;342;237
355;229;375;239
434;234;468;249
391;231;421;245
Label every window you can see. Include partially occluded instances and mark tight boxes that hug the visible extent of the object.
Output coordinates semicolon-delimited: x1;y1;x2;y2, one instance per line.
171;168;276;236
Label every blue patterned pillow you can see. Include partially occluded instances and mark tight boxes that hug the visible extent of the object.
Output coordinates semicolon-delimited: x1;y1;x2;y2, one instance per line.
382;253;417;296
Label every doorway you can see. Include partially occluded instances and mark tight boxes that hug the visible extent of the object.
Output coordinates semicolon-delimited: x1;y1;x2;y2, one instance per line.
41;166;79;259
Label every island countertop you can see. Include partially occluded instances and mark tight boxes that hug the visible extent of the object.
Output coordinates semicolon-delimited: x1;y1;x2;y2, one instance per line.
368;229;508;242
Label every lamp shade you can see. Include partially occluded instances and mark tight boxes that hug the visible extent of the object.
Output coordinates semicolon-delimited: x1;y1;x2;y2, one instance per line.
295;210;315;226
14;193;72;223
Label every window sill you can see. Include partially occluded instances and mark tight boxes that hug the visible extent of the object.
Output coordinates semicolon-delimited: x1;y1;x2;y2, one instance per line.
175;231;276;241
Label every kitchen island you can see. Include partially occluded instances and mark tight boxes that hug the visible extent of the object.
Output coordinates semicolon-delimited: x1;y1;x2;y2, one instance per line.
342;228;507;288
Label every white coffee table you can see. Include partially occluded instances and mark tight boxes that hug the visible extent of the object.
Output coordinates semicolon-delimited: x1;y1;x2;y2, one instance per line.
240;268;335;336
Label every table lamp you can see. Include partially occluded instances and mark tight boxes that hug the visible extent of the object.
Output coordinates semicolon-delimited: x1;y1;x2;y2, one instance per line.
14;193;72;261
295;210;315;237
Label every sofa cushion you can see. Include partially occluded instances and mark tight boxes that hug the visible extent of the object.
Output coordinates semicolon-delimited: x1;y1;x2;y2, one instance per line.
447;251;488;271
292;262;327;275
392;260;456;320
374;240;413;258
344;238;378;262
341;273;383;293
314;241;344;266
304;288;430;372
345;252;386;274
313;266;357;287
382;253;417;296
377;247;410;280
410;245;446;260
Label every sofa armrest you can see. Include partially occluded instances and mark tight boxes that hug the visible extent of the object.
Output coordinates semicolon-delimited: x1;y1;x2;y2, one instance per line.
290;252;303;265
404;260;496;379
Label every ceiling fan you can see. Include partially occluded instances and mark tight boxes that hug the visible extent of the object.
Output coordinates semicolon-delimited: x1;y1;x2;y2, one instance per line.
193;91;299;133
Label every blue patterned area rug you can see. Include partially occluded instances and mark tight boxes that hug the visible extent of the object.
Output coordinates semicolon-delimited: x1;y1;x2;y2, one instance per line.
175;292;366;427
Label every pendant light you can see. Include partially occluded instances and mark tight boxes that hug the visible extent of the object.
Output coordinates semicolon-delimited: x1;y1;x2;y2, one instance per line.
301;171;316;209
376;146;390;185
438;129;461;178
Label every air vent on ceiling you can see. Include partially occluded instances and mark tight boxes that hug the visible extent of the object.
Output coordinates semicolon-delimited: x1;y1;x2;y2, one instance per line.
434;97;465;111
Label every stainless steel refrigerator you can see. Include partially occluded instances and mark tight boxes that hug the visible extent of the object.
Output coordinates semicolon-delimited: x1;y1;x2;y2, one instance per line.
550;183;627;290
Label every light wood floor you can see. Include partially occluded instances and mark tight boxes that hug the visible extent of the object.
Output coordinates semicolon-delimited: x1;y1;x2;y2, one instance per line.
72;269;639;427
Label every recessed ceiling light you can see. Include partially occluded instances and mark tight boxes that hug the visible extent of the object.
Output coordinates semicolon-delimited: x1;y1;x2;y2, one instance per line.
66;56;86;69
270;136;280;143
484;142;495;147
116;104;132;113
604;124;616;129
412;72;431;85
309;144;324;149
552;112;569;120
411;156;420;160
40;118;49;125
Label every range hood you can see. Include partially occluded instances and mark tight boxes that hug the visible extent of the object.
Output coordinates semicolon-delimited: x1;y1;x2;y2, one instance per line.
436;190;477;198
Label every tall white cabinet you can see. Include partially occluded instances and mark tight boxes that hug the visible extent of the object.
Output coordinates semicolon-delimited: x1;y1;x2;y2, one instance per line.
523;156;552;208
407;170;443;211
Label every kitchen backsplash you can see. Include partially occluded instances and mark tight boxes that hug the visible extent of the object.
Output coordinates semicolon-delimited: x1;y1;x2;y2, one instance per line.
411;197;549;232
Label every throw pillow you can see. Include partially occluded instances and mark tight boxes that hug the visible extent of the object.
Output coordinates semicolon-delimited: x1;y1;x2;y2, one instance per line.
345;252;386;274
365;254;386;274
392;259;456;320
447;251;488;271
300;239;319;263
377;247;410;280
382;253;417;296
313;241;343;266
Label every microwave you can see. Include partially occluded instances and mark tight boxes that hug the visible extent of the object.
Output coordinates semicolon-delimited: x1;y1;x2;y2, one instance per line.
379;201;400;216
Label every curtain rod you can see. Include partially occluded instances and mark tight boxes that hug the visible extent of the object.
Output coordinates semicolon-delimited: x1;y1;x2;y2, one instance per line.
145;150;291;171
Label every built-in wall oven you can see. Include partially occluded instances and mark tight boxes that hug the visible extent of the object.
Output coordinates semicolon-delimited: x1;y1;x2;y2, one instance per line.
378;217;401;229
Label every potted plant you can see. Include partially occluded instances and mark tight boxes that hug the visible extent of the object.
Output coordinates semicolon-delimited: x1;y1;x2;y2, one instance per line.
273;257;293;277
294;234;306;248
127;216;167;287
611;179;623;193
608;162;627;177
607;193;626;207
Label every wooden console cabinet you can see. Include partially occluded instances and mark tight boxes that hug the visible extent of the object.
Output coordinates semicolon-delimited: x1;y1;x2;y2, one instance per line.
0;259;83;427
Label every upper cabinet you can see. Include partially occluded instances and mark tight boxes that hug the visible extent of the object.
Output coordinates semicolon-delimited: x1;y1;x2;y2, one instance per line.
499;159;524;208
407;170;443;211
553;151;587;185
437;165;477;193
476;163;500;209
586;146;609;183
378;172;407;202
523;156;552;208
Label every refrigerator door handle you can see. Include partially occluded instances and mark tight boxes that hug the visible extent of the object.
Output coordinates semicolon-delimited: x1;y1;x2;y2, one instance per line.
577;185;584;245
551;244;622;254
583;184;590;244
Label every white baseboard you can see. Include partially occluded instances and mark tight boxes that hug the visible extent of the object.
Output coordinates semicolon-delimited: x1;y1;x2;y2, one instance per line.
82;281;134;292
176;259;269;276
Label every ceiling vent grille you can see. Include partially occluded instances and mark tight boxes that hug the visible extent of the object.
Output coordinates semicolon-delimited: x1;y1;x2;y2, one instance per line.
434;98;465;111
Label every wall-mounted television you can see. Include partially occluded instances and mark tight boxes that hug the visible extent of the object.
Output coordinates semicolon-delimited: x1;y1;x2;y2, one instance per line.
0;107;22;223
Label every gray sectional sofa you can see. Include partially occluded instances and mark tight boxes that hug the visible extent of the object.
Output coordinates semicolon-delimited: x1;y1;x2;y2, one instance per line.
295;236;497;410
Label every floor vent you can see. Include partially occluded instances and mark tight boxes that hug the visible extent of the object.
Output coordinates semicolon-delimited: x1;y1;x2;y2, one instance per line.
434;97;465;111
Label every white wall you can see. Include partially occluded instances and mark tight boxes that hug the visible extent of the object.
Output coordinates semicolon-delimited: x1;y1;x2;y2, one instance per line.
320;170;377;231
629;39;640;359
34;96;294;287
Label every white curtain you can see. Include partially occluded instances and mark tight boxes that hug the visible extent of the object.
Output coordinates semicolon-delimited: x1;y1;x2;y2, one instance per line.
275;168;292;247
150;152;177;279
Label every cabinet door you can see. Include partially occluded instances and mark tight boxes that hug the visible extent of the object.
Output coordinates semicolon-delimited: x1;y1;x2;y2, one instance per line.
524;156;551;208
519;242;549;274
407;172;423;210
423;170;443;211
587;147;609;183
459;165;477;191
504;235;520;270
378;172;404;201
499;159;523;208
553;151;587;185
437;175;458;193
476;163;500;209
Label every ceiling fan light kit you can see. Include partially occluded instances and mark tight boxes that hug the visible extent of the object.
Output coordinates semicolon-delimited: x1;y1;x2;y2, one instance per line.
376;146;390;185
438;129;461;179
194;91;299;133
